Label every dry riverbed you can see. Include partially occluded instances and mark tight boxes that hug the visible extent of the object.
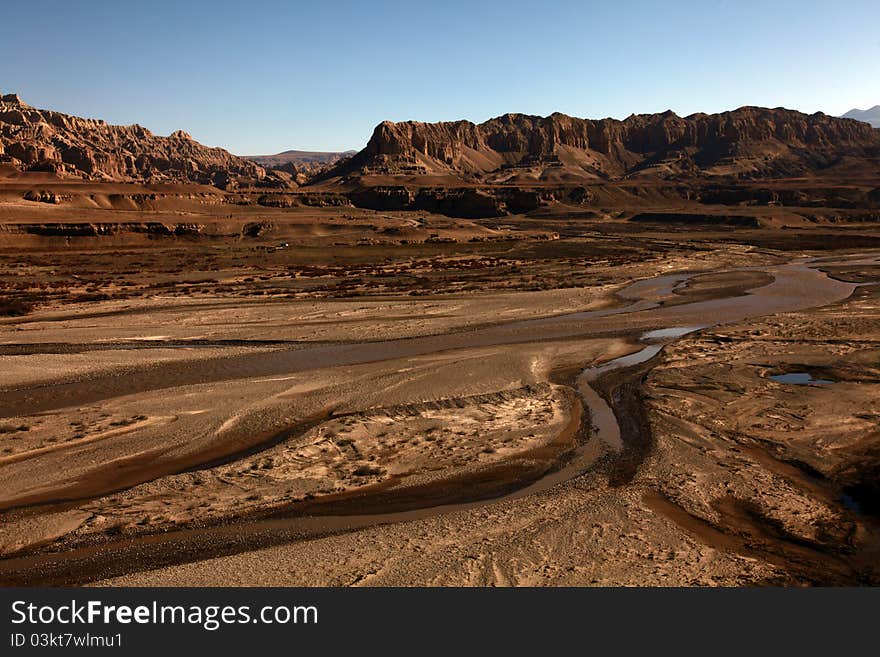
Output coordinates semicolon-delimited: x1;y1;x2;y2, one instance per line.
0;236;877;586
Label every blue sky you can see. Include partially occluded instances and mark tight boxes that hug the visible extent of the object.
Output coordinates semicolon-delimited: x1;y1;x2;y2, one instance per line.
2;0;878;154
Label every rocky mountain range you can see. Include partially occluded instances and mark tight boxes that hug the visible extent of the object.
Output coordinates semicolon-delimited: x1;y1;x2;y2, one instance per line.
0;94;274;189
322;107;880;184
2;94;878;195
843;106;880;128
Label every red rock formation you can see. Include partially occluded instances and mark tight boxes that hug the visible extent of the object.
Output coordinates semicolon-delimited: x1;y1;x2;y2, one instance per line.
0;94;272;189
327;107;880;182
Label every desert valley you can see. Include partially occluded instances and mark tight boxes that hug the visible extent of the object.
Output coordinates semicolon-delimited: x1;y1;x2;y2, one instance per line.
0;93;878;586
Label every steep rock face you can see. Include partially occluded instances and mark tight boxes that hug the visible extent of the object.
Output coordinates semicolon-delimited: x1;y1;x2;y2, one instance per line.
0;94;270;189
366;120;486;164
329;106;880;182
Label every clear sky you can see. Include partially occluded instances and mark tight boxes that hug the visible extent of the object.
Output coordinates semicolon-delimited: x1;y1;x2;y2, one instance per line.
2;0;878;154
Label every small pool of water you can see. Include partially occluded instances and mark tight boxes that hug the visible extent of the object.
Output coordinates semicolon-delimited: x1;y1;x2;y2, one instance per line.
641;326;705;341
769;372;835;385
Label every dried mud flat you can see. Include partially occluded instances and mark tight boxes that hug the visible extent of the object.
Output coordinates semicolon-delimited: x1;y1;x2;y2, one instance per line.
0;215;878;586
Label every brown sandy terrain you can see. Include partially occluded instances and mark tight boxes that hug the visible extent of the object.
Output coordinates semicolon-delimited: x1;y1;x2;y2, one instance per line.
87;258;880;587
0;226;876;586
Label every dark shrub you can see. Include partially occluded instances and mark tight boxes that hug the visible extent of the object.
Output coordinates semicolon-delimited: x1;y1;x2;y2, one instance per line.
0;297;34;316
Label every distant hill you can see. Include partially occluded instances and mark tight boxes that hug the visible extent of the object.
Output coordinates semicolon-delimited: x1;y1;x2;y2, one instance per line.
0;93;276;189
318;106;880;185
246;149;357;173
842;106;880;128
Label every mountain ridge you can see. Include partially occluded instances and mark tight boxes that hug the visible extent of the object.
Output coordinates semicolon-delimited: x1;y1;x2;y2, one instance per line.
0;93;274;189
842;106;880;128
2;94;878;193
320;106;880;184
246;149;357;180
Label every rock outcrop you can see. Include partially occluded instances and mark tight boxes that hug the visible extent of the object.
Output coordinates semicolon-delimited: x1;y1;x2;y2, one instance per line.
0;94;273;189
323;107;880;183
